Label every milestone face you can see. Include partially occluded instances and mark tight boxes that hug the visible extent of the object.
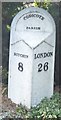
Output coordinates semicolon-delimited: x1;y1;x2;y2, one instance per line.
8;7;56;108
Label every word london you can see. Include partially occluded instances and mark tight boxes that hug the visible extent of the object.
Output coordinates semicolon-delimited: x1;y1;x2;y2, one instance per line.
34;52;53;59
14;51;53;59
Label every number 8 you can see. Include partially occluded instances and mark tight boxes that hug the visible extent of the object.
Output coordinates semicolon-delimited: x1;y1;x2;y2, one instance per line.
18;62;23;72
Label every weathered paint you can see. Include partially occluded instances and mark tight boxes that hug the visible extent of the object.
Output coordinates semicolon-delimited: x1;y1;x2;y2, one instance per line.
8;7;56;108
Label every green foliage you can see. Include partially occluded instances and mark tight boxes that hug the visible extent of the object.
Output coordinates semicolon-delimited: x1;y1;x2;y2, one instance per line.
33;0;41;7
6;1;52;31
16;93;61;119
2;2;24;31
6;25;11;31
33;0;52;10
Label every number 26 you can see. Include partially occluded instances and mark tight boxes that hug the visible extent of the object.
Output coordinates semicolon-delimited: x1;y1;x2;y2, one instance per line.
38;62;48;72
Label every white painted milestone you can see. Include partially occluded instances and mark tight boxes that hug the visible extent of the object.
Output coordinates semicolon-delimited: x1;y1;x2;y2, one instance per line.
8;7;56;108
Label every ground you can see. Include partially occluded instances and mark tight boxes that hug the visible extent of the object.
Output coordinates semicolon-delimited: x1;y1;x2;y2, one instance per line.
0;84;61;118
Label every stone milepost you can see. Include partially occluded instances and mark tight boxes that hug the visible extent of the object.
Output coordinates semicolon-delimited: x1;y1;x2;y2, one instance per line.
8;7;56;109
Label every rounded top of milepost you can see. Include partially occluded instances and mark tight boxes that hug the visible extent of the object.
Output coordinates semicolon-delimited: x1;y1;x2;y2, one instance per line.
10;7;56;48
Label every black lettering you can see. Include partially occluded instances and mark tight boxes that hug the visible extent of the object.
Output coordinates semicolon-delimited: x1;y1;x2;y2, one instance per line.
14;52;28;58
44;53;47;58
44;62;48;71
26;27;28;29
50;52;53;57
38;63;43;72
31;27;33;29
47;52;50;57
18;62;23;72
38;62;49;72
14;53;16;56
34;52;53;59
23;14;44;20
40;53;43;58
34;54;37;59
37;54;40;58
38;27;40;30
26;26;41;30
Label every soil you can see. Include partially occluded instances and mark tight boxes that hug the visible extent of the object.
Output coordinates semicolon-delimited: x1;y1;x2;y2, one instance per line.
1;84;61;112
0;82;61;119
0;84;16;113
